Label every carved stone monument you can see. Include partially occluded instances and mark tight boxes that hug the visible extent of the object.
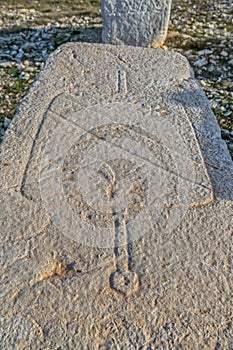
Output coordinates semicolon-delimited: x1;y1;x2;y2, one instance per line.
102;0;172;47
0;43;233;348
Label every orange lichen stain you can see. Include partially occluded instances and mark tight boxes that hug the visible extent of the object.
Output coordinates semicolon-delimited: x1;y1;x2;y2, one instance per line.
18;254;31;259
42;259;74;280
30;257;76;287
173;83;184;88
152;44;168;50
106;184;116;198
11;290;20;302
189;197;214;209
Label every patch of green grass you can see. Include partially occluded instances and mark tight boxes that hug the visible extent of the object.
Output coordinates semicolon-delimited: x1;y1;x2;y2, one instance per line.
2;66;20;78
166;29;226;52
10;79;29;93
214;109;233;131
0;66;38;122
226;24;233;32
0;112;13;122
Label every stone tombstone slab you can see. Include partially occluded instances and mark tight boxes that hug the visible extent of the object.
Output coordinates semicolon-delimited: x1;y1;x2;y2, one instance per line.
0;43;233;348
102;0;172;47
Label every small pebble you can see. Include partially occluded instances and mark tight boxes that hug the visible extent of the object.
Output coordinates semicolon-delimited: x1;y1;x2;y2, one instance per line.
4;117;11;128
224;110;232;117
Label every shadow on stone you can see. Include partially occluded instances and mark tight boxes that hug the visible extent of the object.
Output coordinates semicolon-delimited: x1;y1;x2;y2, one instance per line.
171;85;233;202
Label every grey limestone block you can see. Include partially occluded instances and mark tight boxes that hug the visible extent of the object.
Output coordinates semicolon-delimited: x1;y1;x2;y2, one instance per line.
102;0;172;47
0;43;233;348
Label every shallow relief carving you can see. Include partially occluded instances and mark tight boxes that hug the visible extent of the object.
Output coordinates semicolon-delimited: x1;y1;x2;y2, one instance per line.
102;0;172;47
19;68;213;296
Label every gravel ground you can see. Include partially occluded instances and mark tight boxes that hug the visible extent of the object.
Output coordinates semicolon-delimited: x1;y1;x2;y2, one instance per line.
0;0;232;157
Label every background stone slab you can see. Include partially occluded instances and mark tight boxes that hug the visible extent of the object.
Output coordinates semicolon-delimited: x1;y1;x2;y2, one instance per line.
101;0;172;47
0;43;233;348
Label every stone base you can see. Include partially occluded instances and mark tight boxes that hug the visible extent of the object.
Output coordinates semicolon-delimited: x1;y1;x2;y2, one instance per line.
0;43;233;348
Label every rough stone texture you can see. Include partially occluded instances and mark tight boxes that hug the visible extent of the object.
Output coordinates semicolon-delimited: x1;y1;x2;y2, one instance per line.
0;43;233;348
102;0;172;47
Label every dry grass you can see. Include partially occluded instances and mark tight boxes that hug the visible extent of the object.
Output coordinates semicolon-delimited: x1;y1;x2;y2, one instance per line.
1;0;100;14
0;0;101;28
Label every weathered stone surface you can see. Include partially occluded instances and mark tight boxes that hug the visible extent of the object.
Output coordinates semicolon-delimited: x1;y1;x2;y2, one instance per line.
102;0;172;47
0;43;233;348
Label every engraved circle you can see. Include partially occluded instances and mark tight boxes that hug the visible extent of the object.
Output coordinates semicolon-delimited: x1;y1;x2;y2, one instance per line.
39;102;195;248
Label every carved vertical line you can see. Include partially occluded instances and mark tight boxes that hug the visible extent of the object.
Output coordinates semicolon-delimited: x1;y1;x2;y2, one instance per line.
116;70;128;95
113;216;129;272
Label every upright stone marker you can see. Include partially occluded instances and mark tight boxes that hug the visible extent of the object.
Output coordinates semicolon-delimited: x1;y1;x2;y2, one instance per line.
0;43;233;348
102;0;172;47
